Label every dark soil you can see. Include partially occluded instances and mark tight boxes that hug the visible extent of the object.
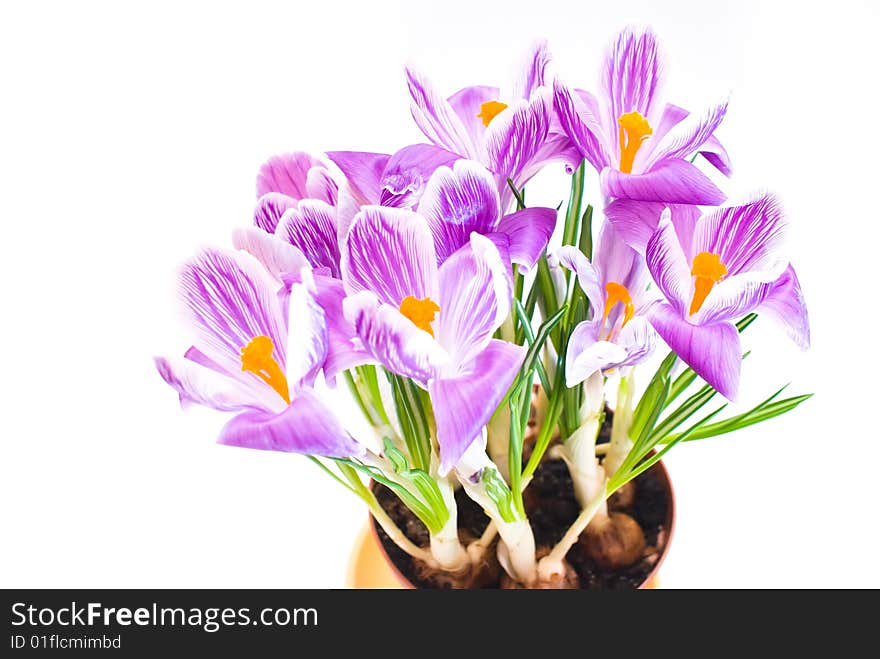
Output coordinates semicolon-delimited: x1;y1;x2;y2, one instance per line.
372;407;671;589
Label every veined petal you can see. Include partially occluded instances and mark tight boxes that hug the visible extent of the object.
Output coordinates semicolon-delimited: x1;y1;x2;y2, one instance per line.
435;233;513;368
614;316;657;368
693;193;789;279
155;355;277;413
653;103;732;176
552;246;604;313
604;199;701;255
565;322;626;386
699;135;732;177
380;143;460;209
325;151;391;206
485;91;549;182
693;273;775;326
179;249;287;377
513;39;551;100
285;270;329;387
646;304;741;400
254;192;298;233
593;221;650;307
256;152;322;199
218;388;363;458
494;206;557;272
305;166;339;205
447;85;499;158
646;99;728;168
645;210;691;315
420;160;501;264
430;339;526;475
343;291;449;383
406;67;477;158
601;159;726;205
341;206;439;305
232;226;310;280
602;28;664;124
276;200;341;279
552;81;610;171
757;264;810;349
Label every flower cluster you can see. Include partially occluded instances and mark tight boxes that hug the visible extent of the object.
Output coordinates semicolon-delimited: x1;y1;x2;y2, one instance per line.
157;28;810;587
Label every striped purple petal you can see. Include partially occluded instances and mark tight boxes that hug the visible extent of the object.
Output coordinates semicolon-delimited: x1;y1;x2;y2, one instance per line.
379;143;460;209
254;192;298;233
155;355;275;413
305;166;339;205
604;199;701;255
341;206;438;306
326;151;391;205
276;200;341;278
757;265;810;349
646;304;741;400
232;226;310;280
645;210;691;316
420;160;501;264
552;246;604;313
435;233;513;369
485;92;549;182
256;152;323;199
179;249;287;379
285;272;330;387
406;67;477;159
430;339;526;475
552;80;610;171
218;388;363;458
447;84;499;156
513;39;551;100
646;99;728;168
693;194;788;278
653;102;732;176
602;28;664;123
600;159;726;205
565;323;625;386
494;206;557;272
343;291;449;383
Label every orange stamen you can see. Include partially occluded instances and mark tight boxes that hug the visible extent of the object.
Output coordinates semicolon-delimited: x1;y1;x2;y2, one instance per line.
399;296;440;337
477;100;508;127
602;281;635;339
241;335;290;404
618;111;653;173
689;252;728;316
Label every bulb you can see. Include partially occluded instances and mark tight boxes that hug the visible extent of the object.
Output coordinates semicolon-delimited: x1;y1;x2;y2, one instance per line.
581;512;646;570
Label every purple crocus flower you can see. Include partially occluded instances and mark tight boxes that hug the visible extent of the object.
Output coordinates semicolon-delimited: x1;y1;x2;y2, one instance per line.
405;41;578;208
155;248;361;458
339;206;526;474
419;159;558;271
554;28;730;205
552;222;657;386
248;151;343;278
643;194;809;399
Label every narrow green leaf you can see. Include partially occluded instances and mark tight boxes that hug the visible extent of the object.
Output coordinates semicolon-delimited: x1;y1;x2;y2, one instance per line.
579;204;594;260
506;178;526;210
482;468;517;523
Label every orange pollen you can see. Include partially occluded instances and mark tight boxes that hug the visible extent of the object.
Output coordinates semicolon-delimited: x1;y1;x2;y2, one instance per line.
241;335;290;404
602;281;635;339
477;100;508;127
689;252;728;316
399;296;440;337
617;111;653;174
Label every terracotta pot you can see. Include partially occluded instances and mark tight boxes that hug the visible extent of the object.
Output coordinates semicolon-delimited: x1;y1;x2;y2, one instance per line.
347;459;676;589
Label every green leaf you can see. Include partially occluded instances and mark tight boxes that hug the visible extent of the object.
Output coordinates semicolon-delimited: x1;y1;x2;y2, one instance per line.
482;468;517;523
514;301;566;395
561;161;585;248
649;382;717;445
630;373;671;445
579;204;594;260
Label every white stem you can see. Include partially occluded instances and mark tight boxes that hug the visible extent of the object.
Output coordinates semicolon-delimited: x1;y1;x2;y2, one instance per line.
367;498;437;567
455;445;538;585
428;472;469;572
537;488;606;581
604;372;636;478
467;522;498;564
486;409;511;481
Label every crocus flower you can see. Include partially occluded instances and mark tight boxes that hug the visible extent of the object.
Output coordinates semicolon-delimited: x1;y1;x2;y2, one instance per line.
405;41;578;208
418;159;558;270
643;194;808;399
554;28;730;205
155;248;361;458
340;206;526;474
247;151;343;279
552;222;657;386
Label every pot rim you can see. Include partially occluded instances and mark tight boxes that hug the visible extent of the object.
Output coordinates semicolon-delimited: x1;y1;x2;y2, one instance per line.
366;457;676;589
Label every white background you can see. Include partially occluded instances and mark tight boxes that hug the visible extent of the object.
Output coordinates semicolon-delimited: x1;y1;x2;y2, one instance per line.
1;0;878;588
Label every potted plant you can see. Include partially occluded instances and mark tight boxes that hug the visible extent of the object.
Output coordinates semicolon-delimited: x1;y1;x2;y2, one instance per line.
156;27;810;589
